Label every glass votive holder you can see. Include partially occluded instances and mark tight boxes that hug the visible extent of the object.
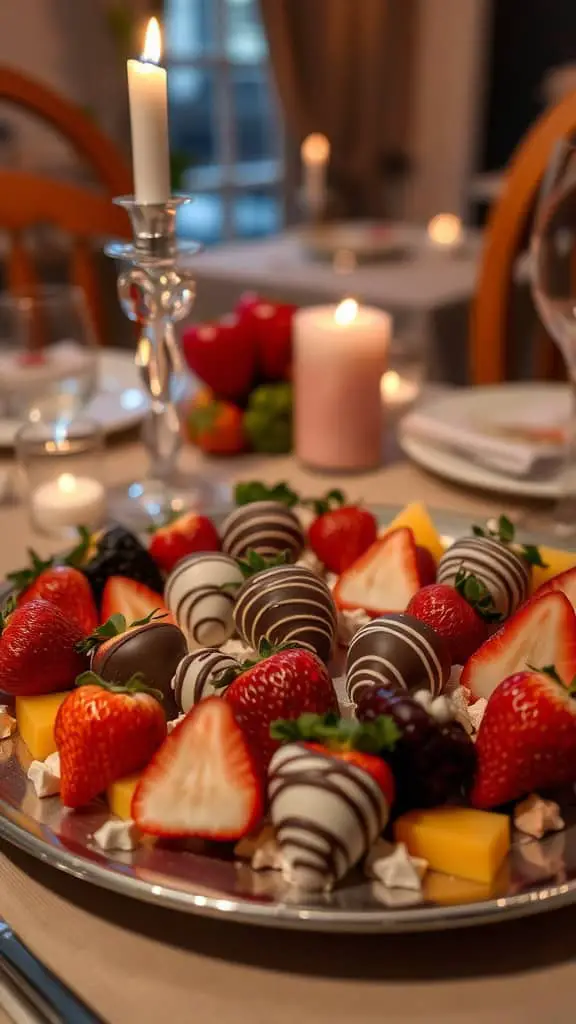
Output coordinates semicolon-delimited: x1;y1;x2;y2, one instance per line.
15;418;107;541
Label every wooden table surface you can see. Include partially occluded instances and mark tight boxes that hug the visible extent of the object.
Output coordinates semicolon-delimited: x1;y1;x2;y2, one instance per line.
0;440;572;1024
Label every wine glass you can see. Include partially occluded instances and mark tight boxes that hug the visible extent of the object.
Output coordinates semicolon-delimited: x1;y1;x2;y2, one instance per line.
530;136;576;535
0;285;99;427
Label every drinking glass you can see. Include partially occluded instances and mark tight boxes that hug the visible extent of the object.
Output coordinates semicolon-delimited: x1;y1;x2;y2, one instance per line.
0;285;99;426
530;137;576;535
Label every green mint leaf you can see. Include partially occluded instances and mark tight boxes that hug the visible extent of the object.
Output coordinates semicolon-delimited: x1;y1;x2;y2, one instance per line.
522;544;548;568
498;515;515;543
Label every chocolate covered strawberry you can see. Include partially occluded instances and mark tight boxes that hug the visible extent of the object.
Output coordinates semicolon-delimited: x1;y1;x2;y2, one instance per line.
333;527;423;615
471;666;576;808
269;714;396;890
8;553;98;635
0;598;88;696
407;570;501;665
307;490;378;574
133;697;263;840
462;591;576;701
222;644;338;774
56;672;167;808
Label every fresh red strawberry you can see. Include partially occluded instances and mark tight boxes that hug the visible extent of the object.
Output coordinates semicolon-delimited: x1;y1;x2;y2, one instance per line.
132;697;263;839
186;389;246;455
223;646;338;774
55;672;167;808
414;545;437;586
101;576;172;625
533;563;576;608
462;591;576;701
246;301;297;381
148;511;220;574
407;571;501;665
333;527;423;616
0;598;88;696
471;666;576;808
8;550;98;635
307;490;377;574
182;316;256;400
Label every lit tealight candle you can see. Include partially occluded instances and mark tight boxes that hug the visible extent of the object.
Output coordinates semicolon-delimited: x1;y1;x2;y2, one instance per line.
31;473;106;536
127;17;170;205
301;133;330;219
427;213;464;252
381;370;419;412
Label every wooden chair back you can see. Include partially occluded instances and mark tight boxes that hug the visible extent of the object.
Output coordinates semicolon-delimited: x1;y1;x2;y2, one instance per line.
0;66;132;195
470;90;576;384
0;171;131;345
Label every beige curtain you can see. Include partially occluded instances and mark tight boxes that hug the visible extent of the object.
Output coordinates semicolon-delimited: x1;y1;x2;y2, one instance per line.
259;0;417;217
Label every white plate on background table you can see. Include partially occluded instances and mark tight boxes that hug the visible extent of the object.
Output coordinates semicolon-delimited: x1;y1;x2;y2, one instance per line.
0;505;575;934
0;349;149;448
400;383;570;500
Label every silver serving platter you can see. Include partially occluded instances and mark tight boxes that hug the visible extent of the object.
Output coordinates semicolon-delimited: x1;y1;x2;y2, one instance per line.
0;505;575;933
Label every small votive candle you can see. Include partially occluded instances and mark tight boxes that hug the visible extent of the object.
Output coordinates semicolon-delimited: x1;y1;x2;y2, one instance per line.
294;299;391;471
15;417;106;540
426;213;464;253
31;473;105;534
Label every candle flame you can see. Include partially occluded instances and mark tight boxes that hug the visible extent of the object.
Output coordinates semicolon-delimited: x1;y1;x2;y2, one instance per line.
58;473;77;495
301;133;330;166
141;16;162;64
427;213;463;247
381;370;401;397
334;298;358;326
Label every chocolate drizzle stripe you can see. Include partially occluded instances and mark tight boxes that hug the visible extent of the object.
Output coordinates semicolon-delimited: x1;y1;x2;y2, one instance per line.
224;522;303;553
165;554;239;602
192;617;224;643
275;824;343;876
348;620;441;692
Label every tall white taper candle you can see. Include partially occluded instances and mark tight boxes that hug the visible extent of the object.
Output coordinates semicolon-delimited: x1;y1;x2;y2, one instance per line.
127;17;171;205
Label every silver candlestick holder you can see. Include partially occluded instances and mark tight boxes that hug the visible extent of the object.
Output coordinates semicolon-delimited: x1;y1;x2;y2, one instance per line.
105;195;224;527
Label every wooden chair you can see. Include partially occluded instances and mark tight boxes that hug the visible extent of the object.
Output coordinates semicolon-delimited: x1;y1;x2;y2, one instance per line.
0;171;131;345
0;67;132;195
470;90;576;384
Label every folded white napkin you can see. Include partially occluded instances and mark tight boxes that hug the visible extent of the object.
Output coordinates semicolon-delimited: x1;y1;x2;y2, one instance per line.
401;409;563;478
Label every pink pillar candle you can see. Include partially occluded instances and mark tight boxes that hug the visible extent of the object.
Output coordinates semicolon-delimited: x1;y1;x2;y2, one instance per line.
294;300;391;471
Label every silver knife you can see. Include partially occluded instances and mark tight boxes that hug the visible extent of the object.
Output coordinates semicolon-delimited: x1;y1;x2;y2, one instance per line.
0;921;102;1023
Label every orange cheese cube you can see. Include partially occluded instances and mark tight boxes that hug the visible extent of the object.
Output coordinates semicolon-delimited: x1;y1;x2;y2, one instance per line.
106;772;142;820
394;807;510;885
530;546;576;593
16;692;69;761
382;502;444;562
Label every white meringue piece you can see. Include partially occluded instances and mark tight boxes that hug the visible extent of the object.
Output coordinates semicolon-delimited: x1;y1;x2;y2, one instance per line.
220;638;257;662
92;818;139;852
296;549;326;577
467;698;488;735
27;759;61;798
0;707;17;740
337;607;370;646
251;839;284;872
325;572;339;592
413;689;433;712
44;752;60;777
429;695;454;724
365;841;427;891
167;714;186;734
514;794;565;840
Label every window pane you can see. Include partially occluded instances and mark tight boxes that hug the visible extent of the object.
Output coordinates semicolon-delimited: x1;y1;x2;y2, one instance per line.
169;70;218;168
233;189;282;238
166;0;216;59
232;67;279;162
225;0;267;63
177;194;224;245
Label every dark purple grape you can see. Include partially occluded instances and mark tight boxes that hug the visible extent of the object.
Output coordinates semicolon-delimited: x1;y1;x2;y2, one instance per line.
357;687;476;813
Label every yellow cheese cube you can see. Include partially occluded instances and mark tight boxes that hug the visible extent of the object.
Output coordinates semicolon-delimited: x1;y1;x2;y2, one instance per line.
383;502;444;562
530;546;576;593
106;772;142;820
394;807;510;885
423;862;510;906
16;692;69;761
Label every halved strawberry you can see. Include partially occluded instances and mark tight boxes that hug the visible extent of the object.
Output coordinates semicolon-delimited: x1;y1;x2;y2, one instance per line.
333;528;422;616
462;591;576;701
101;576;172;625
533;564;576;609
132;698;264;840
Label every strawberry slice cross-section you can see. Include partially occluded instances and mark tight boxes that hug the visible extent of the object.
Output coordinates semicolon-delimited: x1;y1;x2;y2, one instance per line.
334;527;422;616
132;698;264;840
462;591;576;701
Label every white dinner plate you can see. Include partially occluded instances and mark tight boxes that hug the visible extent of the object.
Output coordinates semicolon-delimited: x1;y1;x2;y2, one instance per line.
400;383;570;500
0;349;149;448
